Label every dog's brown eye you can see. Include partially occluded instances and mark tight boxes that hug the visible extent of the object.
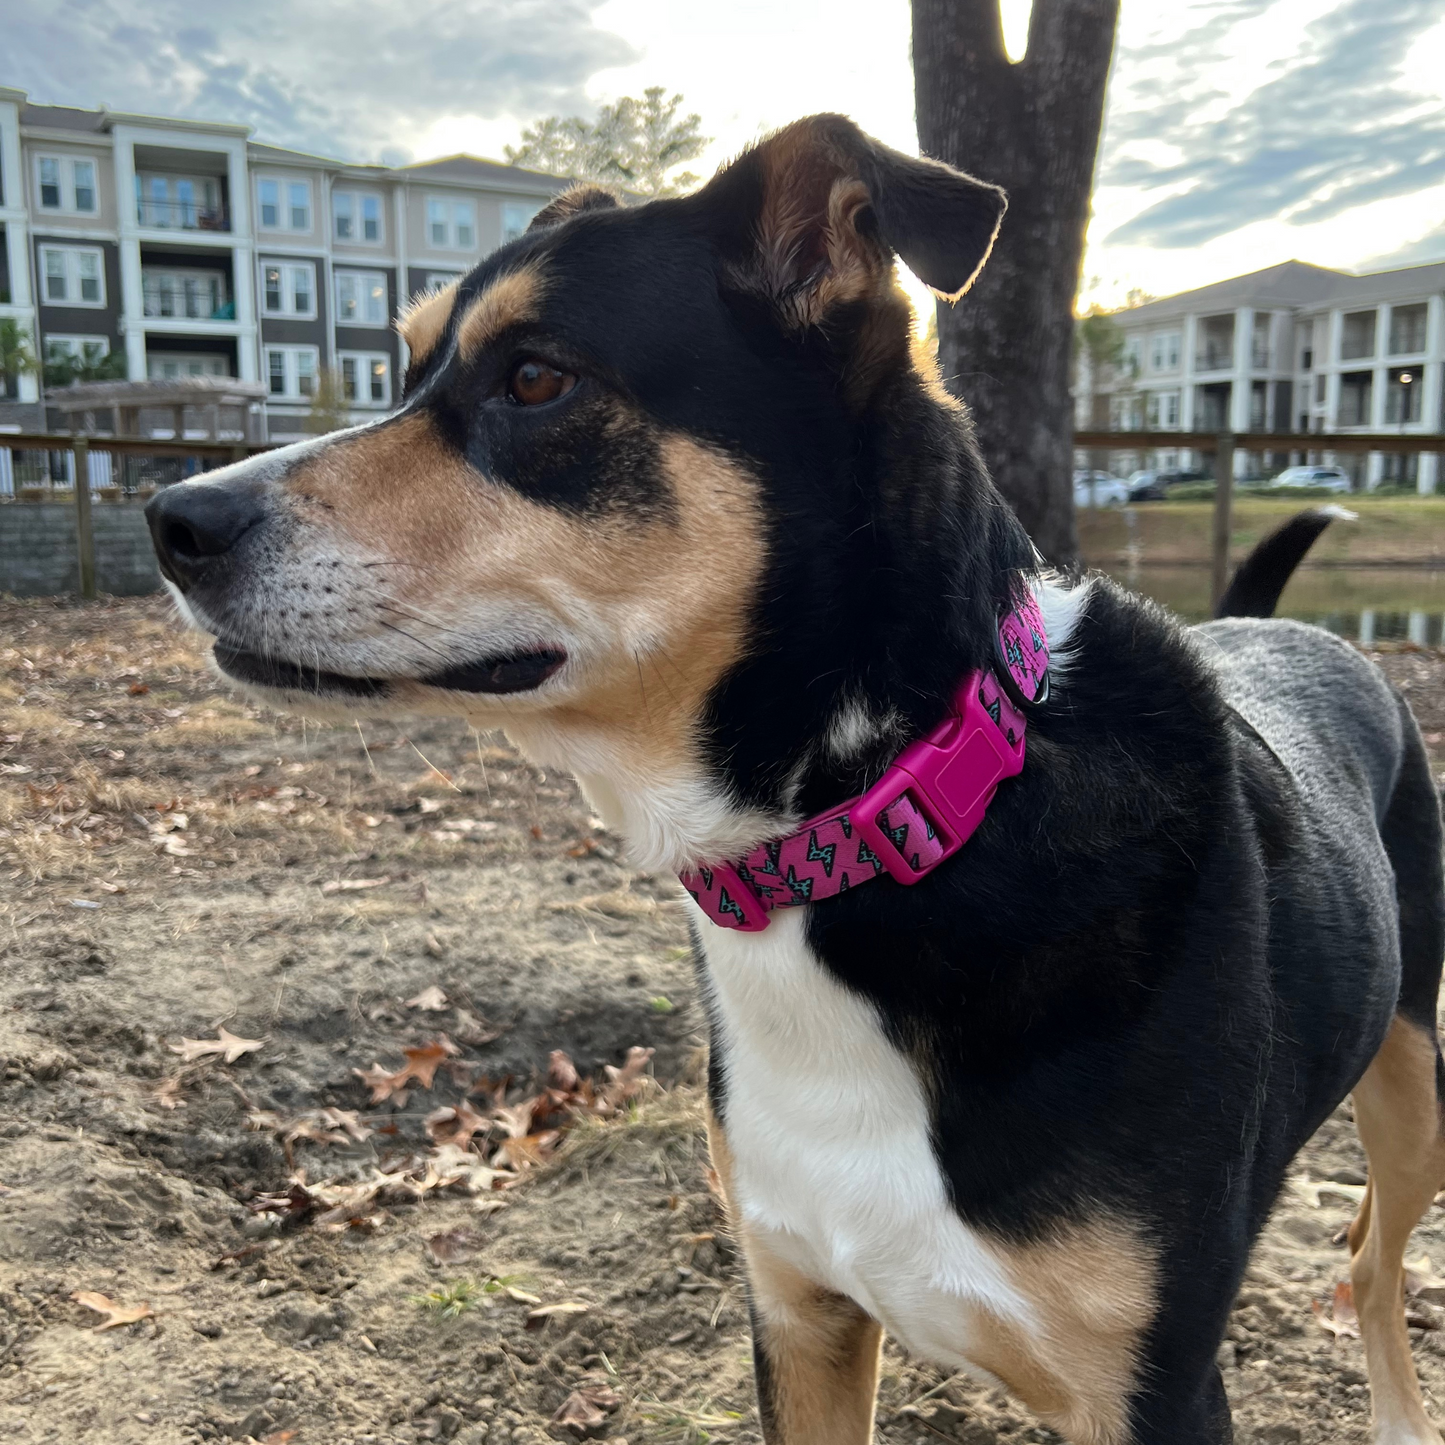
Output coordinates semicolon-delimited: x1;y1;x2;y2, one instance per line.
508;359;575;406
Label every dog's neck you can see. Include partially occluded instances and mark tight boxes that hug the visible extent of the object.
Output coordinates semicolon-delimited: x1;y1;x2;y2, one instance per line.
506;418;1065;876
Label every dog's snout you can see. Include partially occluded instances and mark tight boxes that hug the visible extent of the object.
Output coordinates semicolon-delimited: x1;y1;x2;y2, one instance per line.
146;477;268;590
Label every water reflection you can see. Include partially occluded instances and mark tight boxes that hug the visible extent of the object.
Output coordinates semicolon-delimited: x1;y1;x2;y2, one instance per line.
1101;565;1445;644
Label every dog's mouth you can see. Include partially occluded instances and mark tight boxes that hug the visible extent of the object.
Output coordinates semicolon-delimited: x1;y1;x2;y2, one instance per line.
213;642;568;698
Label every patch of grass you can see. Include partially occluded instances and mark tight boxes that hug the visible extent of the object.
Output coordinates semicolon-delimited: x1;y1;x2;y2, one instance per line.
637;1395;746;1443
410;1279;487;1318
558;1084;704;1176
410;1273;534;1319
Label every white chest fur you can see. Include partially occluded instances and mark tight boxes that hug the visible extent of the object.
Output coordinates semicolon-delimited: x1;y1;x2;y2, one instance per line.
695;904;1033;1365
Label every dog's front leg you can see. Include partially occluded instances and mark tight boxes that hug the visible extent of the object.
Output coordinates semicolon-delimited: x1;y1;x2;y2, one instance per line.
745;1244;884;1445
707;1109;883;1443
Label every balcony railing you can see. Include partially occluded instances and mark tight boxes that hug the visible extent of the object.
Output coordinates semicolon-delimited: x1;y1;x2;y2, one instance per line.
136;199;231;232
141;273;233;322
1195;347;1233;372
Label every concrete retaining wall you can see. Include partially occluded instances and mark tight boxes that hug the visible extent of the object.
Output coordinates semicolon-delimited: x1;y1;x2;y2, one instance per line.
0;502;162;597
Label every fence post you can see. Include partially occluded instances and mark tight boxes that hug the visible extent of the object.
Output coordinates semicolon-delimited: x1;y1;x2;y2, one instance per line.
73;436;96;600
1210;431;1236;614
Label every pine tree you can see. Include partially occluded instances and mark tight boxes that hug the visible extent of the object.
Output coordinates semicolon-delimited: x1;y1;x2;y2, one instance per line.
506;88;709;198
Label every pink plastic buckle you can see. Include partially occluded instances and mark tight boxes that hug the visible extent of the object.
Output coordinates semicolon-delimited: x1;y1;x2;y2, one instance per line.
845;669;1025;885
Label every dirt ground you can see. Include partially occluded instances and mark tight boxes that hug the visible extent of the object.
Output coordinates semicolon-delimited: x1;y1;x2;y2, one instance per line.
4;594;1445;1445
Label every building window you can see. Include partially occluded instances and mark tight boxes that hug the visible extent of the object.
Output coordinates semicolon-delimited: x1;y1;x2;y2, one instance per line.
453;201;475;249
339;351;392;407
36;155;98;214
1148;331;1180;373
265;345;320;399
501;201;540;246
45;335;109;366
1121;337;1142;380
256;177;310;232
39;246;105;306
142;267;231;320
1389;304;1428;356
334;191;382;243
1340;310;1377;361
39;157;61;209
1387;368;1423;425
335;270;388;326
260;261;316;318
1250;314;1271;370
1146;391;1180;428
1338;370;1373;426
148;352;230;380
73;161;96;213
426;197;476;250
423;271;460;293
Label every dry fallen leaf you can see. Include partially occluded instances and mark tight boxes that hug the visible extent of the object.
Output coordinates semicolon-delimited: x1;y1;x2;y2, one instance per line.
551;1381;623;1437
321;875;391;894
525;1301;590;1331
1315;1281;1360;1339
70;1291;156;1332
425;1100;492;1149
168;1027;266;1065
353;1036;459;1103
1407;1254;1445;1305
406;985;448;1012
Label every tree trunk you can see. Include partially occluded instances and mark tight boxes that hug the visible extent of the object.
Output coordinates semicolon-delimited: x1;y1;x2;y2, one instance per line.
913;0;1119;564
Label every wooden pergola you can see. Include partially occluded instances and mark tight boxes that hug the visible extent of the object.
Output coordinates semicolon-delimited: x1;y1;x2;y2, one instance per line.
48;376;269;444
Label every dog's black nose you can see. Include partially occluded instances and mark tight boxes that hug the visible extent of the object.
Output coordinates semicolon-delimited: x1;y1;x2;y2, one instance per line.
146;477;268;590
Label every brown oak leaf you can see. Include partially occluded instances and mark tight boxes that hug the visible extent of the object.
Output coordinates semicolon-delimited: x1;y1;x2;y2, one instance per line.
551;1381;622;1436
70;1291;156;1332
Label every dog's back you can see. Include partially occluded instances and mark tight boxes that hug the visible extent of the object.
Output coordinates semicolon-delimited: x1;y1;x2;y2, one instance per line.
1198;597;1445;1444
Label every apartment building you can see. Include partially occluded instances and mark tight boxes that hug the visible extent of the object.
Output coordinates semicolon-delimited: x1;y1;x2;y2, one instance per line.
1075;258;1445;492
0;86;571;439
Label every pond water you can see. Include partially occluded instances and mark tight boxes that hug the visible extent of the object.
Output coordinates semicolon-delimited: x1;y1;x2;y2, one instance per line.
1104;565;1445;644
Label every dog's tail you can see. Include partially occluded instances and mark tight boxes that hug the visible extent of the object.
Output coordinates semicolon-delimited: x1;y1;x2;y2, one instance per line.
1214;505;1356;619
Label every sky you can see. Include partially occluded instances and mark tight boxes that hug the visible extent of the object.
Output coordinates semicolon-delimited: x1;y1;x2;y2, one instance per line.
2;0;1442;310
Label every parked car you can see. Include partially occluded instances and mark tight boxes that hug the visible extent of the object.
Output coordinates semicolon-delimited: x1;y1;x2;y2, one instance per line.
1073;471;1130;508
1128;467;1213;502
1269;465;1352;494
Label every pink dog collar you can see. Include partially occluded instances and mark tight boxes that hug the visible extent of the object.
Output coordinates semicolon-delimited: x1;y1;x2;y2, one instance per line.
680;589;1049;931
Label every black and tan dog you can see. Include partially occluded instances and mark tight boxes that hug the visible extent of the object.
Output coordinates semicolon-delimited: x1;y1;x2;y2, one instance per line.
146;116;1445;1444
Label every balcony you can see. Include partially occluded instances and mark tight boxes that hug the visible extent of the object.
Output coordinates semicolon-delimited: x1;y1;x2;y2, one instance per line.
137;197;231;232
136;170;230;233
1195;315;1235;373
141;268;234;322
1195;346;1234;372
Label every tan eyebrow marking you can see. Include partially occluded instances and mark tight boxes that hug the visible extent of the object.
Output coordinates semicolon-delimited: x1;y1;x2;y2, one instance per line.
457;266;546;361
397;278;461;366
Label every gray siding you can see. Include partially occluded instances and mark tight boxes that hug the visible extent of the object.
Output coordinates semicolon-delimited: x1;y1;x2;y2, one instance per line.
258;252;327;349
32;235;123;352
335;264;399;369
0;500;161;596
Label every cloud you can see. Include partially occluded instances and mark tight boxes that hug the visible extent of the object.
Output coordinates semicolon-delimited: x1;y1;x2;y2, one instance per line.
1362;223;1445;271
0;0;638;161
1101;0;1445;250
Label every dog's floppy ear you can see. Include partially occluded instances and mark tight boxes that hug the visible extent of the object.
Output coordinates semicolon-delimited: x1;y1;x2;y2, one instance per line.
703;114;1005;326
527;184;620;232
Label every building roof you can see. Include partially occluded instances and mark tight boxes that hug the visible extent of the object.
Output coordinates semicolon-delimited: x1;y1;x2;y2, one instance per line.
1296;260;1445;311
19;101;110;134
398;154;572;194
1119;261;1353;325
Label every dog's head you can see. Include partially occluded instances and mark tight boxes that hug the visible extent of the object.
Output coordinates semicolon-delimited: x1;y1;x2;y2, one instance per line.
147;115;1014;868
